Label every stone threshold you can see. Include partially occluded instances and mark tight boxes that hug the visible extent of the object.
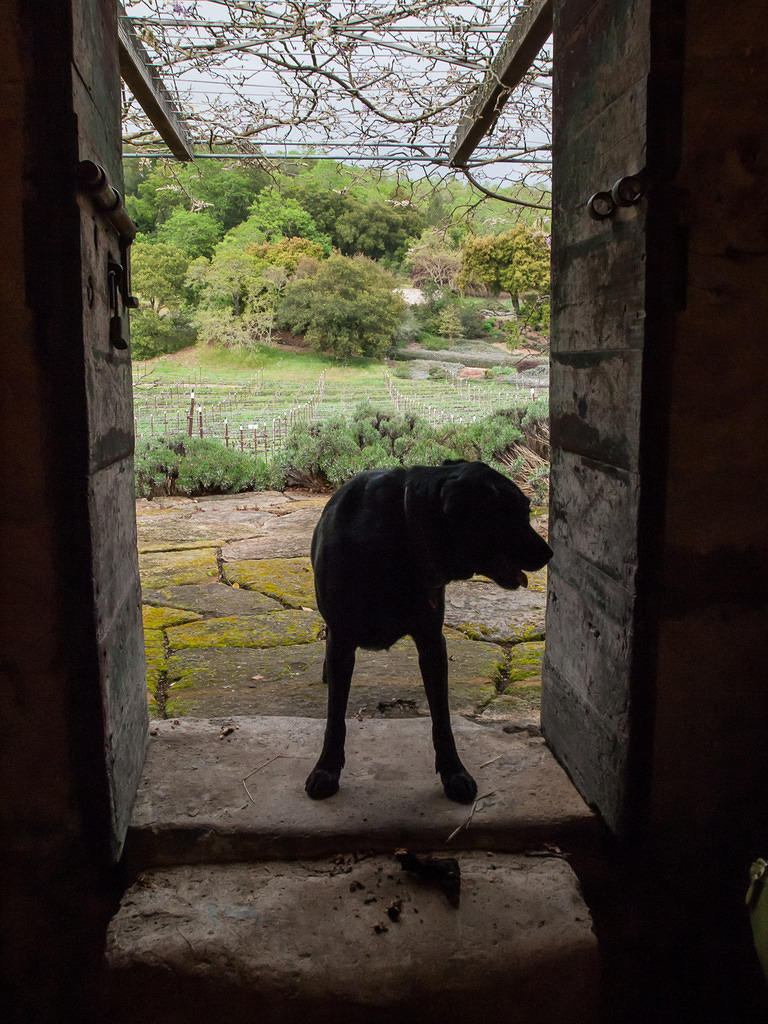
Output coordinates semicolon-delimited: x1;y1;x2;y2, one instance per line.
107;716;603;1024
122;715;600;873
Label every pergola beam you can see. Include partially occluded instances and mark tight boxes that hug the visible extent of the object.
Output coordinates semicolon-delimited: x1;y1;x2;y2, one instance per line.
117;3;194;161
449;0;552;167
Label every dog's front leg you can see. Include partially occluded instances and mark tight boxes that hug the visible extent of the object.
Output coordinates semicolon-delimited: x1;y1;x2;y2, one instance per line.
305;630;356;799
414;629;478;804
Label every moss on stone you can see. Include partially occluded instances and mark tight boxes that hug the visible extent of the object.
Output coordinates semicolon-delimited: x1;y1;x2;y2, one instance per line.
165;609;324;652
525;565;548;594
505;641;545;685
222;557;316;609
143;628;166;715
142;605;202;631
499;684;542;711
479;684;542;719
139;547;220;588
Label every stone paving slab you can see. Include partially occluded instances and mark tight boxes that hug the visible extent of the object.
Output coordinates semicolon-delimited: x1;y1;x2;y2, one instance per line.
136;491;291;514
223;556;317;609
123;716;598;871
163;634;503;718
135;510;271;553
221;505;325;560
444;576;547;643
106;852;598;1024
142;581;283;617
139;546;220;588
165;609;325;652
165;642;328;718
142;605;202;631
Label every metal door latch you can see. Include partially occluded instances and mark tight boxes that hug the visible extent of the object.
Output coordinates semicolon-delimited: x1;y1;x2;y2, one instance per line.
77;160;139;350
107;261;128;350
587;171;647;220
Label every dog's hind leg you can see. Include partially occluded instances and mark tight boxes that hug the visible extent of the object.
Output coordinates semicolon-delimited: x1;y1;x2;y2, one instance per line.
413;630;478;804
305;630;356;799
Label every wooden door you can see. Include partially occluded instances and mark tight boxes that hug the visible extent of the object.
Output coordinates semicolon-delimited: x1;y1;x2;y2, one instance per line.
542;0;653;835
72;0;148;857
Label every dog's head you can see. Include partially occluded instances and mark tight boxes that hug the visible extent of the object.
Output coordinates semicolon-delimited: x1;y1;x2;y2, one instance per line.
440;461;552;588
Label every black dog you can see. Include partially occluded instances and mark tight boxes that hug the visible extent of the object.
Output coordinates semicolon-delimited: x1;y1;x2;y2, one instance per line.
305;460;553;803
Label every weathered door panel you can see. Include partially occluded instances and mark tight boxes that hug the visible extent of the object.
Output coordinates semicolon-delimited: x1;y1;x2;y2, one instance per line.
543;0;650;833
72;0;147;856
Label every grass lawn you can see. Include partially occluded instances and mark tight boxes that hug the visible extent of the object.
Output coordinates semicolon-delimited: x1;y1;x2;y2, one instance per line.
134;343;386;386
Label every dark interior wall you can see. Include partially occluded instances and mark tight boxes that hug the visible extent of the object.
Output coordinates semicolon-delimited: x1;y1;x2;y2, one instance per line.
644;0;768;869
0;2;146;1020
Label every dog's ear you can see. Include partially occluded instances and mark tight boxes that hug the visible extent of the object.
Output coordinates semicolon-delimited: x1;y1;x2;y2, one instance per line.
440;465;497;524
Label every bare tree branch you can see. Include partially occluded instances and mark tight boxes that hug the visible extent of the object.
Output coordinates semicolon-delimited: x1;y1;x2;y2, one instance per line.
121;1;552;206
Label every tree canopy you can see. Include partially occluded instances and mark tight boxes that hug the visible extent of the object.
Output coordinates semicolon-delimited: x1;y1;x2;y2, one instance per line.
457;227;550;306
277;255;405;360
125;157;550;361
131;239;190;311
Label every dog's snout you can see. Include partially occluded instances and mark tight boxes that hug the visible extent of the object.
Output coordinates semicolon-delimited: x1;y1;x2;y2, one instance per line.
522;529;553;571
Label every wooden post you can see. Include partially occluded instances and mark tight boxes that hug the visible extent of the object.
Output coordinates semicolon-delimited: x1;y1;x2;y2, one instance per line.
187;390;195;437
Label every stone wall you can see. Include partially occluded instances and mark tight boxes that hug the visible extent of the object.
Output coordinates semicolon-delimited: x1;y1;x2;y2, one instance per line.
0;2;146;1020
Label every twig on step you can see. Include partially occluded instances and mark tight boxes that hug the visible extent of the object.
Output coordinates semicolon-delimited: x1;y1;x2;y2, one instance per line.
445;790;497;843
242;754;283;804
241;753;313;803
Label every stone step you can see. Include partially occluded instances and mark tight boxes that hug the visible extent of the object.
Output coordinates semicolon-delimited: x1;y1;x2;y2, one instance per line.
123;716;599;874
106;852;599;1024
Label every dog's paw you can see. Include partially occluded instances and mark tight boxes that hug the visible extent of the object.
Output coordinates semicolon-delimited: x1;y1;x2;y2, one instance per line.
441;769;478;804
305;768;340;800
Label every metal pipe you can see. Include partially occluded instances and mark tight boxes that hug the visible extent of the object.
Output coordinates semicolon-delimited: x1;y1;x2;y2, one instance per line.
77;160;137;243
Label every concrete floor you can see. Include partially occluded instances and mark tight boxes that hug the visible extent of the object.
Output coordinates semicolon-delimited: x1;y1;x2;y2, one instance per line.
107;716;602;1023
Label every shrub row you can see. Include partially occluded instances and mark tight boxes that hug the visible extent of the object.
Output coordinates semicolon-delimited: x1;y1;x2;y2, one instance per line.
134;403;549;500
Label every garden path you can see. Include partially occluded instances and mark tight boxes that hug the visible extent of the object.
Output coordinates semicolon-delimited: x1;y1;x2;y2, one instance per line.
137;490;549;727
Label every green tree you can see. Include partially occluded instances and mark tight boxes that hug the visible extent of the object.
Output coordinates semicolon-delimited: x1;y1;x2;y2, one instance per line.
246;236;325;274
457;227;550;310
130;308;196;360
124;158;268;235
280;178;351;242
195;306;275;352
190;247;262;316
187;161;270;232
131;240;190;312
225;189;331;251
335;199;423;264
277;254;405;360
437;303;463;343
155;208;222;259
